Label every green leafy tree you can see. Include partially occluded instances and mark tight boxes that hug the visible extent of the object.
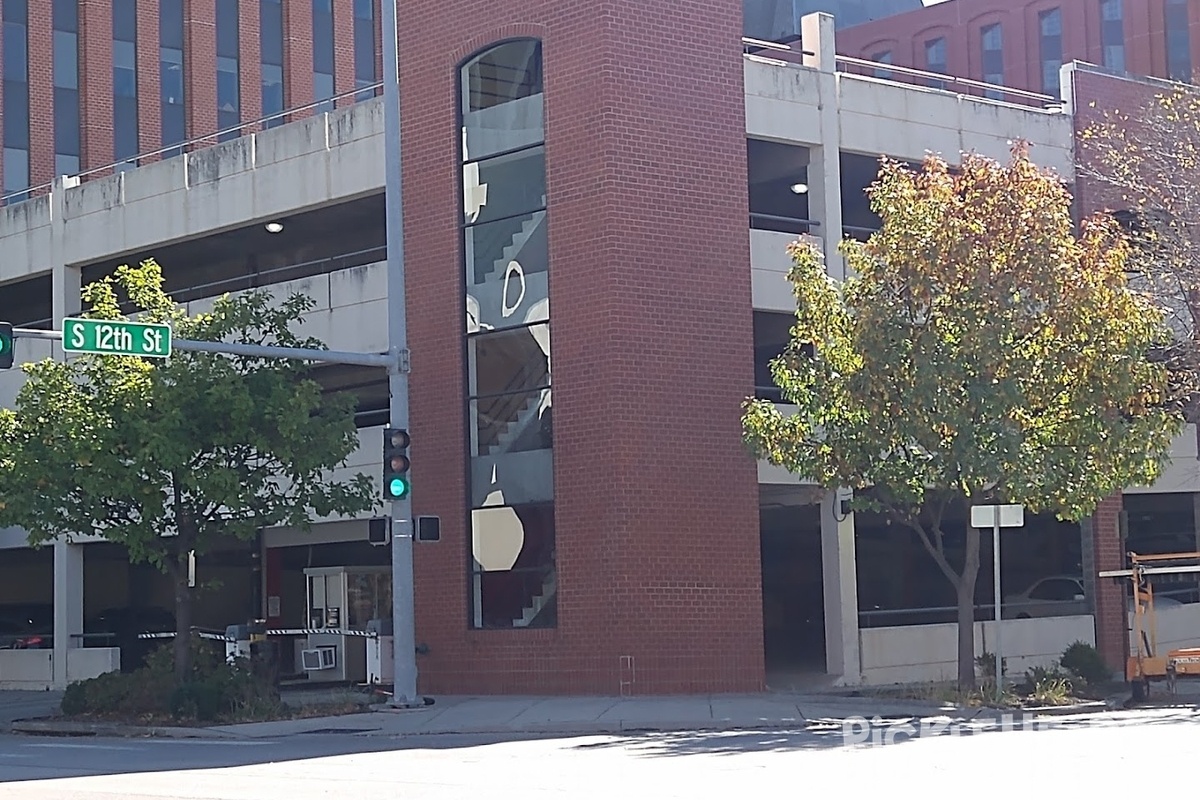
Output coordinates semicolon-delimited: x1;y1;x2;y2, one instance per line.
0;260;376;679
743;144;1182;690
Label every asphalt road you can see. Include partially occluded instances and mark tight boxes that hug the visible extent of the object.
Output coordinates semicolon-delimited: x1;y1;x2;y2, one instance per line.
2;708;1200;799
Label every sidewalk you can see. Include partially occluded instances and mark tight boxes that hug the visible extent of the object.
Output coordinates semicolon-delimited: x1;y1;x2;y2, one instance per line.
43;693;990;740
5;690;1124;741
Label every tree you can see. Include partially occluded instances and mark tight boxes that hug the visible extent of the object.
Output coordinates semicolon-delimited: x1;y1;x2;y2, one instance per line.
0;260;376;679
1077;85;1200;418
743;144;1182;690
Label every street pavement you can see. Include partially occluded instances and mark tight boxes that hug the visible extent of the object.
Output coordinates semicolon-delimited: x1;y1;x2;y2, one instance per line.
0;692;60;733
2;707;1200;798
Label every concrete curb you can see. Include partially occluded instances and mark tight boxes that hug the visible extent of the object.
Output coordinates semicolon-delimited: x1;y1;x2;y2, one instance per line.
11;718;247;740
1017;700;1112;716
367;720;816;738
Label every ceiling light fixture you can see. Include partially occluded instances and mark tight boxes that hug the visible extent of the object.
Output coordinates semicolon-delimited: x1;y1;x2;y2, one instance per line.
790;183;809;195
265;221;284;233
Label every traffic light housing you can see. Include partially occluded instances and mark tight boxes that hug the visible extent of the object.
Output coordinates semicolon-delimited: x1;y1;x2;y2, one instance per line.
0;322;12;370
383;427;411;500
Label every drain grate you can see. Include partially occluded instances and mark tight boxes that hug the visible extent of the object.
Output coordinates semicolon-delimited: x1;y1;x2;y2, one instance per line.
299;727;379;735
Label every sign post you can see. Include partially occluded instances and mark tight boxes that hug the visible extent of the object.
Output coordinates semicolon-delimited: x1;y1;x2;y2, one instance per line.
970;503;1025;696
62;318;172;358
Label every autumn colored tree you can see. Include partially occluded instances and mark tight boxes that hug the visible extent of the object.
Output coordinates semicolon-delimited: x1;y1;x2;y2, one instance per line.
1078;85;1200;417
743;144;1182;690
0;260;375;679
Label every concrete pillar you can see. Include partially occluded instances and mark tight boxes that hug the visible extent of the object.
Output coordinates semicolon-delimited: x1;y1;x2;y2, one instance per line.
821;488;861;684
50;175;83;340
49;174;87;688
52;539;85;687
800;13;845;280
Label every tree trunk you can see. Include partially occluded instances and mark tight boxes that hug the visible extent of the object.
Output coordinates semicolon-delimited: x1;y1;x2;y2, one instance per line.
955;525;982;691
171;559;193;682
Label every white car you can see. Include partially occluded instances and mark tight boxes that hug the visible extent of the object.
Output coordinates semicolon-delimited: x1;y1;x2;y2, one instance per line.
1005;575;1182;619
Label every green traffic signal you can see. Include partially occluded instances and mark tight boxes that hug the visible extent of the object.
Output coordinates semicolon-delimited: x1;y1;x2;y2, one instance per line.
382;427;411;501
0;322;12;370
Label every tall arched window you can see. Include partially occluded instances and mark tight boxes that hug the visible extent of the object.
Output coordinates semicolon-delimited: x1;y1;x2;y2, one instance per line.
460;39;555;630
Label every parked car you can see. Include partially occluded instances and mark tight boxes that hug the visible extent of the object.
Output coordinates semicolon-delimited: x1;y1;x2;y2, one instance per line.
0;604;53;649
1005;575;1182;619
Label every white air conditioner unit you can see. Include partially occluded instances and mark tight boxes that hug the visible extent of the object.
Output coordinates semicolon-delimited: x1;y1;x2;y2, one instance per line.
300;646;337;671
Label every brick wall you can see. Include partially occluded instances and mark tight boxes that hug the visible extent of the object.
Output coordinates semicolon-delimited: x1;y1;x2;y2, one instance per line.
134;0;162;159
26;0;52;188
1090;495;1127;673
184;0;218;142
332;0;355;106
79;0;113;173
283;0;314;120
399;1;763;694
237;0;262;129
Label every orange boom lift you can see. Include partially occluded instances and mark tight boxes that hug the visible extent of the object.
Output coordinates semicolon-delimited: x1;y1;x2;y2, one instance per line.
1099;551;1200;700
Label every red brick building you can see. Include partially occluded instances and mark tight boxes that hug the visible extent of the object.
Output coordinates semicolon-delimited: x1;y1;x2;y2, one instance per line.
396;0;765;694
838;0;1200;97
0;0;383;201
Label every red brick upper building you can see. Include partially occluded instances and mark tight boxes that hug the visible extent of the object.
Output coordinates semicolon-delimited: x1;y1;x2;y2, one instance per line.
838;0;1200;97
0;0;383;201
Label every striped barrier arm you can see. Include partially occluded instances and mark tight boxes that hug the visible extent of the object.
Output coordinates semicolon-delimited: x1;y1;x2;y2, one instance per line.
135;628;379;641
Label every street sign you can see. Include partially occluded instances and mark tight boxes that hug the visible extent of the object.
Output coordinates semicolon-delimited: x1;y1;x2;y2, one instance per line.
970;504;1024;528
62;318;172;358
971;503;1026;696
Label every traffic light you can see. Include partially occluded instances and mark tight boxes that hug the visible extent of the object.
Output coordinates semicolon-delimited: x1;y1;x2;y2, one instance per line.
0;322;12;370
383;427;411;500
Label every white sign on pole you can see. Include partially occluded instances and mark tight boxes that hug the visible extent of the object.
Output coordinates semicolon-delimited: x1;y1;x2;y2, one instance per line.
970;503;1024;529
971;503;1026;696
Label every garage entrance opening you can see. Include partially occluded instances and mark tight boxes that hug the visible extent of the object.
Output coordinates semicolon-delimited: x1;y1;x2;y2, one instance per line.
760;488;825;688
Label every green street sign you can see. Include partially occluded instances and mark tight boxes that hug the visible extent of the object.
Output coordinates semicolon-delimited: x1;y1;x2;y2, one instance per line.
62;318;172;358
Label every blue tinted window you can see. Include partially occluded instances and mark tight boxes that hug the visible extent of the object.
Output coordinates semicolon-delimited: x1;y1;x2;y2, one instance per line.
53;30;78;89
114;95;139;161
113;0;136;41
159;0;184;49
3;83;29;148
1039;8;1063;96
216;0;239;58
1165;0;1191;82
3;20;28;82
354;0;376;91
113;40;137;97
313;0;335;92
2;0;27;25
260;0;284;65
51;0;76;32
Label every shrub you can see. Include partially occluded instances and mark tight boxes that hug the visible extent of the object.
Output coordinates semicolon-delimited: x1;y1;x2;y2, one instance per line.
1060;641;1110;686
59;634;282;722
1029;674;1073;706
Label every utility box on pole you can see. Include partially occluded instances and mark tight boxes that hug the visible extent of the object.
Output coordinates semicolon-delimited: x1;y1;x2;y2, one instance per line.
366;618;394;685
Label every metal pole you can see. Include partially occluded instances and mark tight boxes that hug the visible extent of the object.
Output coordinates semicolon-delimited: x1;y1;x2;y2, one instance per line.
993;505;1003;696
381;0;420;708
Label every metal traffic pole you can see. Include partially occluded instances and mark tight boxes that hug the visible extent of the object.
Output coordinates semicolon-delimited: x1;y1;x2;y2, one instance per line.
993;504;1003;698
380;0;421;708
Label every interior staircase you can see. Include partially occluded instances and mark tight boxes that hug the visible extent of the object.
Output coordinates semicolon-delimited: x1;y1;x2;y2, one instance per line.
513;570;557;628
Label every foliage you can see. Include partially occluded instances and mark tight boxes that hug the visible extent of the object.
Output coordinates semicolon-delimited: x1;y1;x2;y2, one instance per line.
60;637;286;723
1024;663;1074;706
1060;640;1111;686
1078;85;1200;418
0;259;377;678
743;143;1183;690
